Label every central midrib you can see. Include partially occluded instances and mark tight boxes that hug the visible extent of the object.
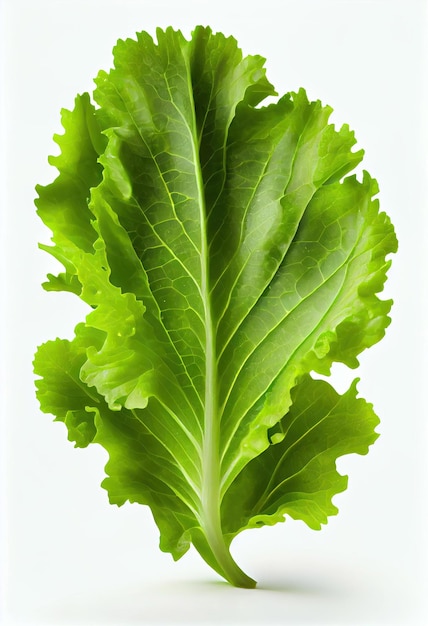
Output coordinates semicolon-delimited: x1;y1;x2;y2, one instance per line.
190;99;221;541
184;53;256;587
185;57;237;577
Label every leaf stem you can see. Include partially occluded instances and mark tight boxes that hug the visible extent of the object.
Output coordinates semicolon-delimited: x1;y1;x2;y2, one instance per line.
199;492;256;588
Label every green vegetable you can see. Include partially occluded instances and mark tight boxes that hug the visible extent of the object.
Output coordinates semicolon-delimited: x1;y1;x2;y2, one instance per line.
34;26;397;588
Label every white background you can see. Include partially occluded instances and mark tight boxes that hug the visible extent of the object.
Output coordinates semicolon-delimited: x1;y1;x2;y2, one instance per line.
1;0;427;624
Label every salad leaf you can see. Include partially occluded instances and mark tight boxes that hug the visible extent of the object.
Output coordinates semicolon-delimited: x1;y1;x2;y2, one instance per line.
34;26;397;588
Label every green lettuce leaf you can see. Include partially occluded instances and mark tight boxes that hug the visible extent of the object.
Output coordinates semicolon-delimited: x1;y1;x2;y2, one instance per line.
34;26;397;588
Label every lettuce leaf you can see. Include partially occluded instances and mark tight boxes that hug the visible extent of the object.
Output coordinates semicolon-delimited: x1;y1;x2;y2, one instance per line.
34;26;397;588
